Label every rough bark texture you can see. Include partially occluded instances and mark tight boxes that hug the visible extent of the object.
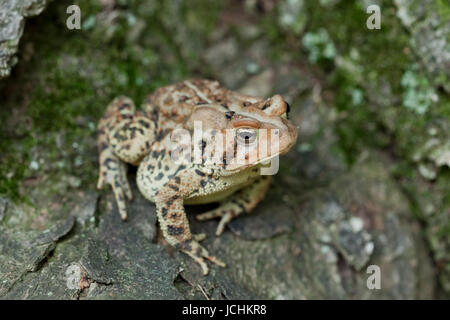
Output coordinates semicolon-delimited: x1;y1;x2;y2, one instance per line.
0;0;50;78
0;0;448;299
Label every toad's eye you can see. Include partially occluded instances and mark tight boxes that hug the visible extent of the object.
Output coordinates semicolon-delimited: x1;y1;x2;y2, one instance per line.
236;128;258;145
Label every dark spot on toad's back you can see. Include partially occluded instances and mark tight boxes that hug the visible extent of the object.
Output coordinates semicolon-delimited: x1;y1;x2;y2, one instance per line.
195;169;205;177
167;225;184;236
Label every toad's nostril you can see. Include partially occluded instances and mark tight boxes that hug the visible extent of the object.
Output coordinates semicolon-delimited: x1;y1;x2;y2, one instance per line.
285;102;291;119
225;111;235;119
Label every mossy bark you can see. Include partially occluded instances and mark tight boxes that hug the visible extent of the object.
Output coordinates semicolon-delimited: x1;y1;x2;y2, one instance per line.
0;0;448;299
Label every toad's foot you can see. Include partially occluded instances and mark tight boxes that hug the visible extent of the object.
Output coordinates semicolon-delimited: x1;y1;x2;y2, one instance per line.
196;176;272;236
193;233;207;242
196;203;243;236
181;239;226;275
97;148;132;220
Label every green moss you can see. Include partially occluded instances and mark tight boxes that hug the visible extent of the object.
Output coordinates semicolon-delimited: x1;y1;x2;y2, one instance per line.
256;1;450;294
436;0;450;20
0;0;222;201
302;28;337;64
269;0;410;163
401;66;436;115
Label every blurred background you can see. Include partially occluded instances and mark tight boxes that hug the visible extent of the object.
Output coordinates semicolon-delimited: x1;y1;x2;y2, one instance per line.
0;0;449;299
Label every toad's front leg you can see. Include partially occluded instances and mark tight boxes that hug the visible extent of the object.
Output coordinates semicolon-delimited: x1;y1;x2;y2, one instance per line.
196;176;271;236
154;170;226;275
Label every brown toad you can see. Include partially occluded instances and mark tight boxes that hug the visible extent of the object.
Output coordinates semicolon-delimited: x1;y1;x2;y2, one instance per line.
97;79;298;274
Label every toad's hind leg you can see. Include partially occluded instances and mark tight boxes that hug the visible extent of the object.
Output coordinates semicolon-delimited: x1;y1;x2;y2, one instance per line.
196;176;271;236
97;96;155;220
